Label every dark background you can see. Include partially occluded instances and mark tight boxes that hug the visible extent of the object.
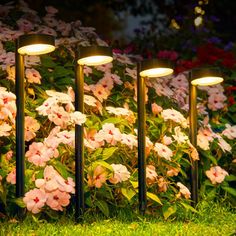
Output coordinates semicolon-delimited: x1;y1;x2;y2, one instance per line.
1;0;236;45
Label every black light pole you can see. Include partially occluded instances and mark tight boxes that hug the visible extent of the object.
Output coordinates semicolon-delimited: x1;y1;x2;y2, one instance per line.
15;34;55;201
189;67;223;207
75;46;113;222
137;59;173;214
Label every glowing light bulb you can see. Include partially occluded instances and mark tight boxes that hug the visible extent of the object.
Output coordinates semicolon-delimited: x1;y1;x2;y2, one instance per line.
191;76;223;86
140;68;173;78
18;44;55;55
77;55;113;66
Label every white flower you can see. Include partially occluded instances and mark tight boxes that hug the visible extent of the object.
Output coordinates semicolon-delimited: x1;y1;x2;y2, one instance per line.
70;111;86;125
121;133;137;149
177;182;191;199
84;95;97;107
109;164;130;184
217;137;232;153
172;126;188;144
161;108;188;128
222;124;236;140
154;143;173;161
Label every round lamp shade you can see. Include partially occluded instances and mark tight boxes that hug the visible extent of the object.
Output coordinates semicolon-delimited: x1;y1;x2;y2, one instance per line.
191;68;223;86
17;34;55;55
77;46;113;66
139;59;173;78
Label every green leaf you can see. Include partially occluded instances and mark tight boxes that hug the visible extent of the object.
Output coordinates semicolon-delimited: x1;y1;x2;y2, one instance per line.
162;204;177;220
200;151;218;165
93;160;113;171
102;147;118;160
130;181;138;189
121;188;136;201
147;192;162;205
180;202;198;213
101;117;125;125
41;55;57;68
95;200;109;217
14;198;25;208
222;186;236;197
53;161;70;179
225;175;236;182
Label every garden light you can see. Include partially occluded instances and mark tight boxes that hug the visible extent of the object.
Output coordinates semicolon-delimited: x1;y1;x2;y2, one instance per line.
15;34;55;202
75;45;113;221
189;67;223;207
137;59;173;214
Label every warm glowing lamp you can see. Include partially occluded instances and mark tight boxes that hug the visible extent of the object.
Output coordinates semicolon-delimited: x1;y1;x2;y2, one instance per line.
137;59;173;214
15;34;55;202
75;45;113;221
189;67;223;207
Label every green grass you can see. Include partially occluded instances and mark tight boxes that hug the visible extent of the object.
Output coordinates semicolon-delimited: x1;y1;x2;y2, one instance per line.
0;202;236;236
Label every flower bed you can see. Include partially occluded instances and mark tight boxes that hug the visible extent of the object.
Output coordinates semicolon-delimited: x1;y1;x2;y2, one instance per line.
0;2;235;220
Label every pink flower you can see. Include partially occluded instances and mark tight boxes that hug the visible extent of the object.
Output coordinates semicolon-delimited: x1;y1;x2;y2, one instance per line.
170;74;188;89
162;135;172;145
45;6;58;15
0;122;11;137
90;84;110;102
99;74;114;91
36;166;75;194
17;19;34;32
161;108;188;128
154;143;173;161
70;111;86;125
222;124;236;140
56;130;74;147
125;68;137;79
88;165;107;188
84;129;103;150
197;126;214;150
146;165;158;184
151;103;163;116
208;93;226;111
25;68;41;84
48;106;70;128
96;63;113;73
172;126;188;144
113;53;133;64
217;137;232;153
84;66;92;76
5;150;13;161
121;133;137;149
95;123;122;145
206;166;229;184
167;167;179;177
23;189;47;214
25;116;40;141
6;168;16;184
109;164;130;184
26;142;54;166
46;190;70;211
157;177;168;192
177;182;191;199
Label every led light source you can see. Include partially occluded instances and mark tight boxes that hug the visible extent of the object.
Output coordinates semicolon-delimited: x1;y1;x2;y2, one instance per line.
191;67;223;86
139;59;173;78
75;45;113;222
137;58;173;215
15;34;55;214
77;46;113;66
17;34;55;55
189;67;223;207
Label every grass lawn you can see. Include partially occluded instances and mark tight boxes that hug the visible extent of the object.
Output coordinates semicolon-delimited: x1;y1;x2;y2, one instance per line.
0;202;236;236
